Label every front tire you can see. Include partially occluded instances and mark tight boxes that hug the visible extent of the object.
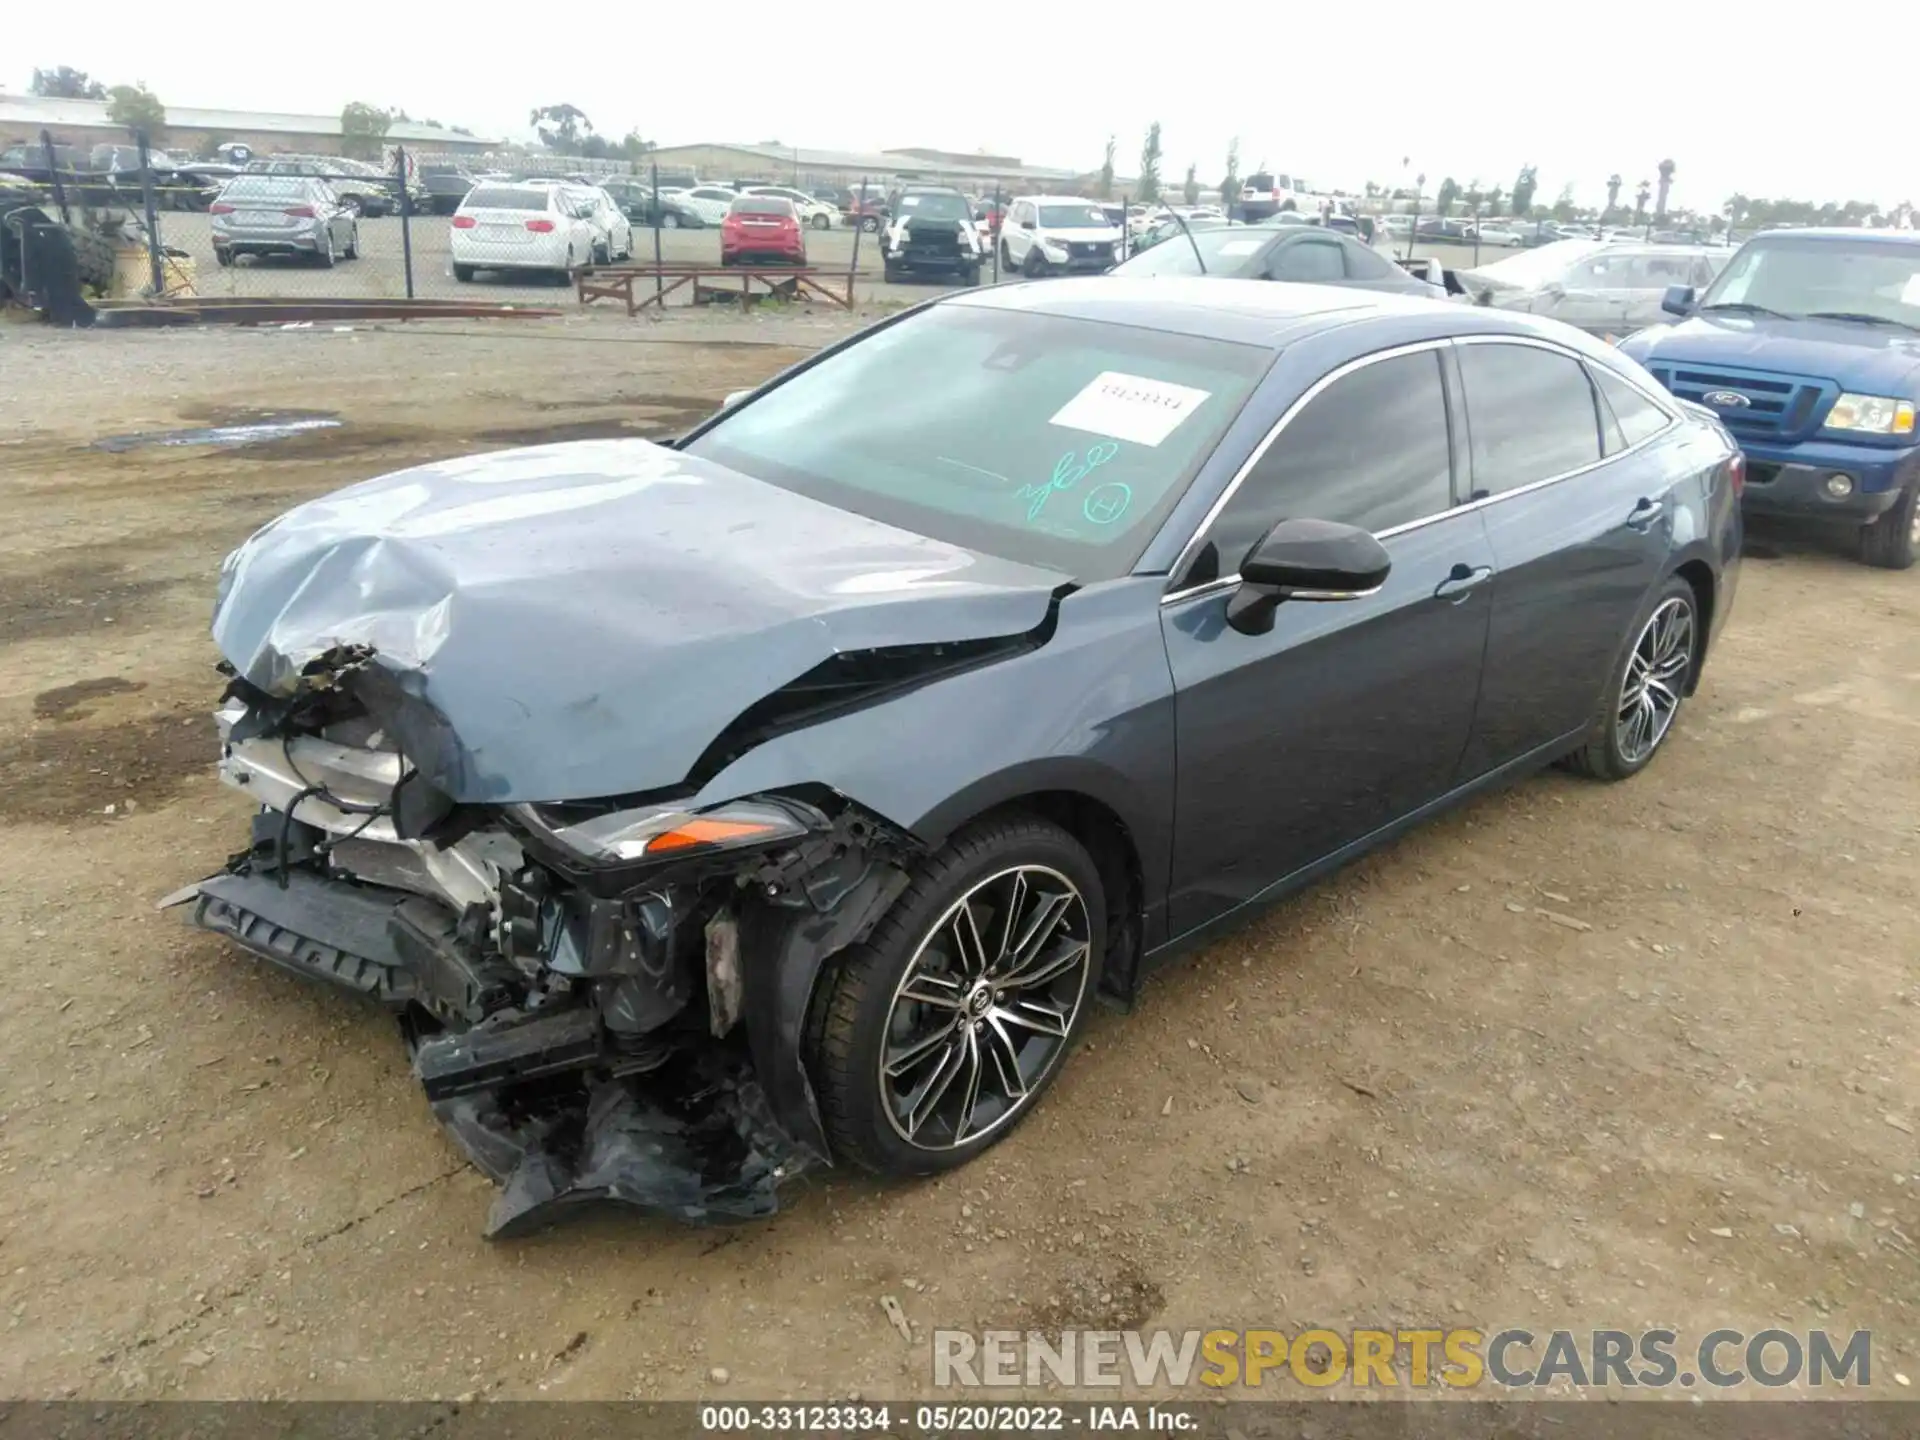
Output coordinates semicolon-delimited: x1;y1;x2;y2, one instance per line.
861;214;881;234
1859;481;1918;570
812;212;831;230
805;816;1104;1177
1564;576;1699;781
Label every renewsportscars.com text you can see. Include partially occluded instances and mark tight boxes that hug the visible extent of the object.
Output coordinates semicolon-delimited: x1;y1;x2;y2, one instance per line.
932;1327;1874;1390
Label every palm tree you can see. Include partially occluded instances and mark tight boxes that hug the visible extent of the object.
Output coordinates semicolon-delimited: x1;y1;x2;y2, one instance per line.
1634;180;1651;222
1605;174;1622;220
1655;159;1676;219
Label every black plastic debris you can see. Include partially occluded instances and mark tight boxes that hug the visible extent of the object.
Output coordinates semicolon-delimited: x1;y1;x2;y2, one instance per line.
416;1038;808;1239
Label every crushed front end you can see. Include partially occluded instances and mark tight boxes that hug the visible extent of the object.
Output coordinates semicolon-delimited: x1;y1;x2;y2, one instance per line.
178;654;915;1238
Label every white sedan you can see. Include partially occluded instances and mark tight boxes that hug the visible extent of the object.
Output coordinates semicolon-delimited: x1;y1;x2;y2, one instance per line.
746;185;839;231
451;182;600;282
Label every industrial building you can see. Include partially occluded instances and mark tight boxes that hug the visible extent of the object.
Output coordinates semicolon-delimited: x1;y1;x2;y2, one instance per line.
0;92;498;159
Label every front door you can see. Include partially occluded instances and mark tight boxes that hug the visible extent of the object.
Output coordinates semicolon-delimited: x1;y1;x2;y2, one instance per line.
1161;345;1495;938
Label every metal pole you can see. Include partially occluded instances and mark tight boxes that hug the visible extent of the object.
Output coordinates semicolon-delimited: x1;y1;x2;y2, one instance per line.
1405;191;1420;261
42;129;70;226
136;129;164;297
991;182;1001;282
396;146;416;299
847;177;869;306
1120;191;1129;261
651;162;664;310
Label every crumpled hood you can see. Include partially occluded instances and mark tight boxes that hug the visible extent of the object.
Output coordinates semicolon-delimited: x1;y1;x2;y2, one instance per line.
1621;313;1920;394
213;438;1066;802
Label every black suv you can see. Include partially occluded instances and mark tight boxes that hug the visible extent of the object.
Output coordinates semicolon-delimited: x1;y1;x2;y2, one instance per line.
879;185;983;285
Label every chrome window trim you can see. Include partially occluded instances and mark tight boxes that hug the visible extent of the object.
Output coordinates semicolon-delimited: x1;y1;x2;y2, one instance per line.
1160;333;1683;609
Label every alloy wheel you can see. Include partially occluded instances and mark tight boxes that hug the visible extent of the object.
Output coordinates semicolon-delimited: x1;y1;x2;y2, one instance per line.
1616;596;1693;764
878;865;1092;1151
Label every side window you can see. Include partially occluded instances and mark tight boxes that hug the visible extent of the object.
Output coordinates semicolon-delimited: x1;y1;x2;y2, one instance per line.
1689;255;1720;287
1339;239;1401;281
1191;351;1453;582
1594;368;1671;451
1267;237;1346;283
1457;343;1602;496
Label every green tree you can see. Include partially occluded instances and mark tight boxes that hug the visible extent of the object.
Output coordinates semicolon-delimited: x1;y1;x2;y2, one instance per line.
1552;183;1577;223
1605;173;1623;220
105;84;166;140
1486;185;1504;216
1633;179;1651;222
1182;163;1200;206
531;103;593;154
1137;121;1163;204
1463;180;1484;217
1096;136;1115;200
618;131;654;163
30;66;106;99
1436;176;1460;217
1511;164;1538;218
1655;158;1676;219
340;102;393;162
1219;136;1241;216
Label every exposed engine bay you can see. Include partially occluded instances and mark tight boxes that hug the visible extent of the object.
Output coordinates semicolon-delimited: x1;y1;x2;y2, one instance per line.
176;648;920;1237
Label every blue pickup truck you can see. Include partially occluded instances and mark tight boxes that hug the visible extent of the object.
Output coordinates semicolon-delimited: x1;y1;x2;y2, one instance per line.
1618;228;1920;569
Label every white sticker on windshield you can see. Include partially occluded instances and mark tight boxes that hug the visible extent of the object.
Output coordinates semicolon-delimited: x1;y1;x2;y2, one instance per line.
1049;372;1212;447
1901;274;1920;305
1216;240;1264;256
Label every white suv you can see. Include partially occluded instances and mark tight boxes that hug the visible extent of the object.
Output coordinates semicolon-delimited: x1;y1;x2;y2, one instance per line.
998;196;1123;277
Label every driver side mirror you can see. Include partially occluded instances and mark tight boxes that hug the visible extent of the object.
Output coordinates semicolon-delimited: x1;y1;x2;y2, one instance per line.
1227;518;1392;635
1661;284;1696;317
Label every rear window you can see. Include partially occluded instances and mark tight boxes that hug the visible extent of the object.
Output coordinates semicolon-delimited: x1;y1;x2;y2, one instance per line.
463;186;551;211
220;177;309;201
732;196;794;217
1246;172;1274;191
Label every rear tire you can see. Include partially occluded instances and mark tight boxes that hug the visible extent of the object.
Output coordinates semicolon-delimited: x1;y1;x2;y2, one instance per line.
861;214;881;234
315;231;336;268
1563;575;1699;782
343;226;359;260
662;212;680;229
812;212;831;230
214;247;233;268
453;263;474;282
1858;481;1918;570
804;815;1105;1177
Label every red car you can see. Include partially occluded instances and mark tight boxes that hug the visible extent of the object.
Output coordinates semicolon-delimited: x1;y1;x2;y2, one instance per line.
720;196;806;266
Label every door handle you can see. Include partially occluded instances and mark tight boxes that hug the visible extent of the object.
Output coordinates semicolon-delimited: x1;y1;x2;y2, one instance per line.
1433;563;1494;601
1626;497;1666;530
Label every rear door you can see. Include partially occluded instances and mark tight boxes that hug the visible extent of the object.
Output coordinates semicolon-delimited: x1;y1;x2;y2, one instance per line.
1453;338;1678;776
1161;343;1495;936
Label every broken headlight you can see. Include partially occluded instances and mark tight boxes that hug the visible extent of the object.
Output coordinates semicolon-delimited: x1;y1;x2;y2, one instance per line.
512;797;812;870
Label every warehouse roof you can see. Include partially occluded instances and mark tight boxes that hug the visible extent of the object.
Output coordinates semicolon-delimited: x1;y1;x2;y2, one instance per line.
0;92;498;147
644;140;1078;181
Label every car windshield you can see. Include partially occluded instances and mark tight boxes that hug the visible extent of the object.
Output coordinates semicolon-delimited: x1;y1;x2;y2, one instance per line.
732;197;792;216
1699;236;1920;327
1465;238;1612;288
1114;228;1269;277
898;193;970;221
1039;205;1108;228
684;304;1272;581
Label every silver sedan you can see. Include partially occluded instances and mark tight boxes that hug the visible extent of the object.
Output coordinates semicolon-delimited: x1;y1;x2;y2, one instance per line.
211;176;359;267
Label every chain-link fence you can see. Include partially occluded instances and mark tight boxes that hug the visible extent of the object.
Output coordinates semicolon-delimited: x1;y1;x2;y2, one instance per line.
8;131;1140;312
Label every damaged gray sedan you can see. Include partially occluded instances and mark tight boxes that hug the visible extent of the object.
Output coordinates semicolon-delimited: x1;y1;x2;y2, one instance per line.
177;277;1739;1236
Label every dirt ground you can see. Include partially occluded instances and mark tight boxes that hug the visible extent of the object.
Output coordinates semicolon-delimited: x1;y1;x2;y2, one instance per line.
0;310;1915;1403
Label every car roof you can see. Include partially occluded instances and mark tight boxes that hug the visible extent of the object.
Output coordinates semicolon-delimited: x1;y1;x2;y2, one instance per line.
1743;227;1920;244
945;276;1630;355
1016;194;1102;205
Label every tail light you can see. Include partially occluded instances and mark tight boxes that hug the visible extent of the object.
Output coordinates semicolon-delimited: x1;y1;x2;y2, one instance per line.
451;215;476;228
284;205;316;218
1728;452;1746;497
525;219;555;233
209;202;234;215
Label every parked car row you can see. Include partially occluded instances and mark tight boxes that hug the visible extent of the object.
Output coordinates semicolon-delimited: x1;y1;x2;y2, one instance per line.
451;181;633;282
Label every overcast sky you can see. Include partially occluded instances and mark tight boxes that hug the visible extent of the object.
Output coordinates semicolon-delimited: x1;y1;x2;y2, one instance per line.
13;1;1912;211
